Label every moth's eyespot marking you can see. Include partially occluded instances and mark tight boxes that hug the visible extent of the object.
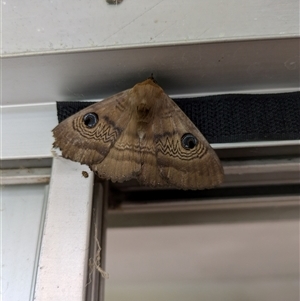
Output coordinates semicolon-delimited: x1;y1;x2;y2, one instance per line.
181;133;198;150
83;112;98;128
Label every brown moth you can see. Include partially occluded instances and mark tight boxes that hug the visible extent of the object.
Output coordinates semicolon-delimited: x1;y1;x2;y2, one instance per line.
52;78;224;190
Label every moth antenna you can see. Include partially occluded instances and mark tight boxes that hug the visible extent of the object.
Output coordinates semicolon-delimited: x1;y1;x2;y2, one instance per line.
148;73;158;84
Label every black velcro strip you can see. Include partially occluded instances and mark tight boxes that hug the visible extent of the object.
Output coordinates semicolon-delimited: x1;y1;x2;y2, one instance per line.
56;92;300;144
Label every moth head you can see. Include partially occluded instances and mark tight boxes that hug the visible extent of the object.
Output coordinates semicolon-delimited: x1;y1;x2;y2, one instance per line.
83;112;98;128
132;79;163;102
181;133;198;150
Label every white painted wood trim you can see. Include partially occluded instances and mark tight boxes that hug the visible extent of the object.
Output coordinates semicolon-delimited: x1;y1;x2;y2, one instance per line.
3;0;299;55
0;167;51;185
1;103;58;160
34;157;95;301
85;181;109;301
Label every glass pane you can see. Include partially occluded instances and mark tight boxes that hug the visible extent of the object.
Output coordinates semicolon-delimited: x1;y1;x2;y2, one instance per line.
105;221;299;301
2;184;48;301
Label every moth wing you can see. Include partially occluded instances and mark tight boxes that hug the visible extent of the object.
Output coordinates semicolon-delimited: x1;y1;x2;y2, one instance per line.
52;90;132;166
154;95;224;190
91;117;142;183
136;126;170;188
